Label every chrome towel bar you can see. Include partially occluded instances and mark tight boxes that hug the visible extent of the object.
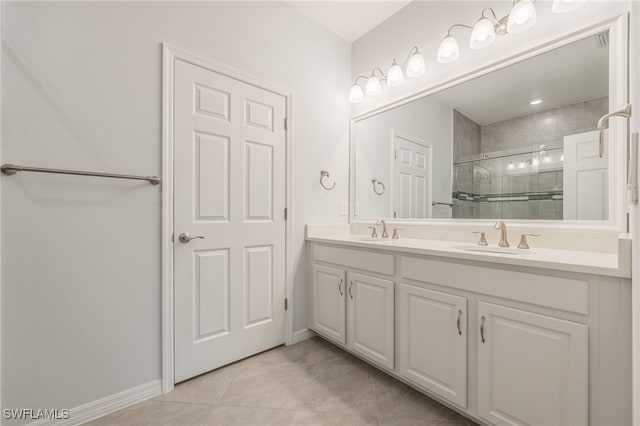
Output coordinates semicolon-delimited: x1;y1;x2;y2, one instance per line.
1;163;160;185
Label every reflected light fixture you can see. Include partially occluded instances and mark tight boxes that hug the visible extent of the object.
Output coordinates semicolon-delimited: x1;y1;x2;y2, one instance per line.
532;157;539;167
518;160;527;169
530;99;543;105
552;0;586;14
543;155;552;163
507;161;515;170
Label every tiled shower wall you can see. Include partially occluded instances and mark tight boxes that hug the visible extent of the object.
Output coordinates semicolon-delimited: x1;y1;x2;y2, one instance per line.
453;97;608;220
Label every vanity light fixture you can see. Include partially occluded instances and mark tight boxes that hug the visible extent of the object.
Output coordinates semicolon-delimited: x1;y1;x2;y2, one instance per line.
552;0;586;14
387;60;405;87
365;68;385;96
543;155;552;164
507;0;537;34
532;157;539;167
437;0;543;65
507;161;515;170
350;47;425;103
518;159;527;169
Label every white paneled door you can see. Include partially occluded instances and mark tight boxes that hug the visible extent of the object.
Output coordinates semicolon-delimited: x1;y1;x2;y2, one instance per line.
174;59;287;382
392;132;432;219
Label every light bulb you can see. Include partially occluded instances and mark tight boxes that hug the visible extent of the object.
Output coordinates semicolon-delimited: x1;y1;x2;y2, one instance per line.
365;76;382;96
507;162;515;170
349;84;364;103
552;0;586;13
437;35;459;64
406;51;426;78
518;160;526;169
507;0;537;34
387;61;405;87
543;155;552;163
470;18;496;49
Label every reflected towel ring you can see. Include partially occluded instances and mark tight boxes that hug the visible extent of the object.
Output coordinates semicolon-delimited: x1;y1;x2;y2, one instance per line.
371;178;385;195
320;170;336;190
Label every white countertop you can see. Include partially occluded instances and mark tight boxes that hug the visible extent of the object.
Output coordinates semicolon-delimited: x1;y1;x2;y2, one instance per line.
306;233;631;278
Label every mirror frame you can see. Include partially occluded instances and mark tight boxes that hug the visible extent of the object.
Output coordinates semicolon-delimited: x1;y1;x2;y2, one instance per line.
349;16;628;232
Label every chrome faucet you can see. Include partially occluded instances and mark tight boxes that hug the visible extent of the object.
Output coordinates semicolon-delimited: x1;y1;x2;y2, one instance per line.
376;219;389;238
494;221;510;247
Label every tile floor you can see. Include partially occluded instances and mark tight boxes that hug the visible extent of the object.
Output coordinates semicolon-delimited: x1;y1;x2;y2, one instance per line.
88;337;479;426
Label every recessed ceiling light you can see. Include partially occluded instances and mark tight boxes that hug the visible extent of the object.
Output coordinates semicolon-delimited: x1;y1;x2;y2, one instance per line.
530;99;543;105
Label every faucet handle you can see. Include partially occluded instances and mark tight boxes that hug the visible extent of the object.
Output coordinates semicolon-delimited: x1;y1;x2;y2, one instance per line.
518;233;540;250
392;228;403;239
368;226;378;238
472;231;488;246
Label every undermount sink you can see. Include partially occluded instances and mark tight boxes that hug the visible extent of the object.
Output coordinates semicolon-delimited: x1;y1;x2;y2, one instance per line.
350;236;395;243
451;245;534;255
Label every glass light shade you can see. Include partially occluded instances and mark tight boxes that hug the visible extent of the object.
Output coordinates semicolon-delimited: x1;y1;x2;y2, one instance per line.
365;76;382;96
517;160;526;169
349;84;364;103
507;0;537;34
387;63;405;87
507;162;515;170
437;36;459;64
470;18;496;49
552;0;586;13
406;52;426;78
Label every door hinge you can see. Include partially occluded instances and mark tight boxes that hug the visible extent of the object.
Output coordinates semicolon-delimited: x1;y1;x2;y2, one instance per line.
284;118;288;131
394;150;397;160
285;298;288;310
284;207;288;220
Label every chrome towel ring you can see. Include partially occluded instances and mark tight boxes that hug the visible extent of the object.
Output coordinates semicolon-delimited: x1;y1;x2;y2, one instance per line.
320;170;336;190
371;178;385;195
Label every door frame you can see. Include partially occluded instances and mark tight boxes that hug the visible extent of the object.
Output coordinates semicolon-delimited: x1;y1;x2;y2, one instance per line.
161;44;294;393
390;130;433;218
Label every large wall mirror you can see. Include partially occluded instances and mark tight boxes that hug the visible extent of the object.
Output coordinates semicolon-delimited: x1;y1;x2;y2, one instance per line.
351;19;627;227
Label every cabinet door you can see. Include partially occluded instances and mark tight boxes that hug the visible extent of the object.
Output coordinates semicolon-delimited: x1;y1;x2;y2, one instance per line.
312;264;346;345
478;302;588;426
398;284;467;408
347;272;394;369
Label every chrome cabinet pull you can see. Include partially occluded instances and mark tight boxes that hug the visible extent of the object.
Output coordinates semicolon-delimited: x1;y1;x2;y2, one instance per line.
338;278;344;296
480;316;486;343
349;281;354;299
178;233;205;244
457;310;463;335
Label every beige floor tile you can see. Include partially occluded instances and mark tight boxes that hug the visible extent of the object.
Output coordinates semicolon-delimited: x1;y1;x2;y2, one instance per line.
87;337;480;426
153;367;237;405
86;400;216;426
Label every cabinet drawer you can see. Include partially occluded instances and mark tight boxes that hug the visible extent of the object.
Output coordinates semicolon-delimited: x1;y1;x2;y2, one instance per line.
400;256;588;315
313;244;394;276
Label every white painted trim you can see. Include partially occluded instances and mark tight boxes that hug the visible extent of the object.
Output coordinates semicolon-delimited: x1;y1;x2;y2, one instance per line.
161;44;295;392
28;380;161;426
291;328;316;345
0;0;4;419
350;16;628;233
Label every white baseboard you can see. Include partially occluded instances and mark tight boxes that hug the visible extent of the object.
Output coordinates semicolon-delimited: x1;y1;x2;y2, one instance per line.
291;328;315;344
29;380;162;426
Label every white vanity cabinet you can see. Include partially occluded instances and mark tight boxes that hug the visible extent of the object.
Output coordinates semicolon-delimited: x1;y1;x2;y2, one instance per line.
310;244;396;369
477;302;588;426
347;272;395;369
311;264;346;344
398;284;467;408
307;240;631;426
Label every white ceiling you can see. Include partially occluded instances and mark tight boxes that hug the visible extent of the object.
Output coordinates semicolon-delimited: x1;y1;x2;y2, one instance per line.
287;1;411;43
434;33;609;125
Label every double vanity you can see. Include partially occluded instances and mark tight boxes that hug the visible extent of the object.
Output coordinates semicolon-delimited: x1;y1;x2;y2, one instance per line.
306;224;631;426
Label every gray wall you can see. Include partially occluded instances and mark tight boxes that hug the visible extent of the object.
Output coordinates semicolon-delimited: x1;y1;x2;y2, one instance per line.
355;95;453;219
1;1;350;417
481;97;609;152
453;110;480;162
